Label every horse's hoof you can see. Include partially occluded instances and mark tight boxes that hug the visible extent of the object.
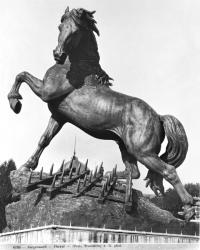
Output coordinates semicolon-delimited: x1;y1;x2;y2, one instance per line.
9;98;22;114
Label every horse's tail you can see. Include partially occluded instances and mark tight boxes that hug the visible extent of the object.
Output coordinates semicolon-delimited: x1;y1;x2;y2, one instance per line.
160;115;188;168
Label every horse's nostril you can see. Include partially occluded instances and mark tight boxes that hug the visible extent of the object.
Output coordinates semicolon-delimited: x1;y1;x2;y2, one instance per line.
53;48;64;59
53;49;58;56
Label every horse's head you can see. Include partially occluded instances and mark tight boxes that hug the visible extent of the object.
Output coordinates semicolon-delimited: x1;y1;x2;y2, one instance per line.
53;7;99;64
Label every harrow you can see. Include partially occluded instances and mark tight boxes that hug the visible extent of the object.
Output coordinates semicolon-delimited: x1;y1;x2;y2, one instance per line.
25;156;134;211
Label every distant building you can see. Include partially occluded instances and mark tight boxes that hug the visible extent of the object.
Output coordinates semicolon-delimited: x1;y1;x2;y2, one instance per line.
63;154;87;172
59;138;89;173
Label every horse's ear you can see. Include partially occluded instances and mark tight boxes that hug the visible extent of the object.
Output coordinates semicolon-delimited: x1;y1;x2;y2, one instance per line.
85;13;97;23
65;6;70;13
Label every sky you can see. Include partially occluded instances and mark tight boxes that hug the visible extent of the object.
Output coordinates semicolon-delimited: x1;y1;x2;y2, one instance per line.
0;0;200;194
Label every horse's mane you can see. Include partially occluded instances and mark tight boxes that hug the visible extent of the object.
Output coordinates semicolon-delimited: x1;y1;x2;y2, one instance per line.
61;7;100;36
61;7;113;86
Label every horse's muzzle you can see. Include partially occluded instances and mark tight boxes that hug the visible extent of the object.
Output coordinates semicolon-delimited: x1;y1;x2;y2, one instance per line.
53;48;67;64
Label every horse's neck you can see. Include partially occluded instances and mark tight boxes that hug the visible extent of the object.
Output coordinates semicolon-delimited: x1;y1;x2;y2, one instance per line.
64;31;109;87
68;31;100;67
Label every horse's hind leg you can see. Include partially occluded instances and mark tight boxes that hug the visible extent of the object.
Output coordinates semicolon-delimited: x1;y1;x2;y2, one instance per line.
8;71;44;113
118;142;140;179
144;170;164;196
136;153;194;221
19;116;64;171
118;142;140;211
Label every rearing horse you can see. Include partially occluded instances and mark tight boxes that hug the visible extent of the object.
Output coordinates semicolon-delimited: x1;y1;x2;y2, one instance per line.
8;7;198;221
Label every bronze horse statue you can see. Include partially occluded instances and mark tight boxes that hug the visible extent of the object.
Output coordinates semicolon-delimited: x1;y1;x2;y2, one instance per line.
8;7;198;221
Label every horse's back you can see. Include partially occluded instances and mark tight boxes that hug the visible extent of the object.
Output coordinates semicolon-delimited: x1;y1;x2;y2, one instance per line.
81;86;163;151
50;84;159;131
48;83;163;154
51;85;127;129
79;85;158;117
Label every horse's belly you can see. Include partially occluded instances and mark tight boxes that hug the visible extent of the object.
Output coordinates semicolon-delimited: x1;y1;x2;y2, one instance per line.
63;104;119;129
49;93;122;133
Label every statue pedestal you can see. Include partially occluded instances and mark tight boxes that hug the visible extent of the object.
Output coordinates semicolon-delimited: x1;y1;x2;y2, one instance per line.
0;160;198;236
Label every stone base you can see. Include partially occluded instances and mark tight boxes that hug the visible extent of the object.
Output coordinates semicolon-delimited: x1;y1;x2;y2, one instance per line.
0;160;199;236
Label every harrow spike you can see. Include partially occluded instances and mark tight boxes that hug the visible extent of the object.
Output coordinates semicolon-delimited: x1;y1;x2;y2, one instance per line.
94;166;98;178
69;166;73;179
62;164;65;174
104;178;108;191
60;167;65;184
101;183;106;196
39;167;43;180
88;171;93;183
28;171;32;184
98;162;104;176
76;162;81;175
106;174;111;187
114;164;117;176
76;178;81;192
110;171;114;182
51;175;57;189
107;174;111;186
84;159;88;172
60;160;65;172
69;157;74;170
83;174;87;187
112;167;115;178
49;164;54;176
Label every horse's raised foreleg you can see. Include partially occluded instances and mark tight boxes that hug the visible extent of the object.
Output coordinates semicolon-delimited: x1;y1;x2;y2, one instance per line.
137;153;195;221
8;71;44;113
19;116;64;171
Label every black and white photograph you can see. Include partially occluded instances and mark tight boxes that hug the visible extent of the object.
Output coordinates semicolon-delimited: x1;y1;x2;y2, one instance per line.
0;0;199;249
